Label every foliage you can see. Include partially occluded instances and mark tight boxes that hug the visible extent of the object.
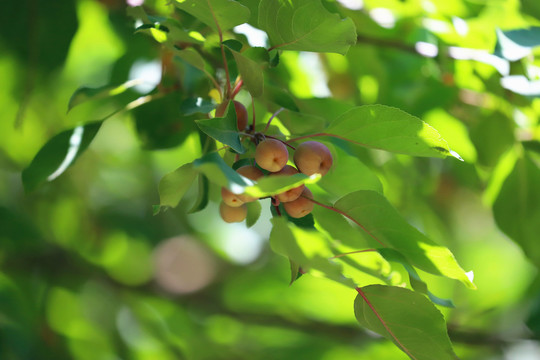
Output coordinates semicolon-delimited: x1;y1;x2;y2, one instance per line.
1;0;540;359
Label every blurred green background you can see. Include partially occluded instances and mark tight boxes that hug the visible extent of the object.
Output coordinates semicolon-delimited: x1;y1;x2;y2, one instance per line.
1;0;540;359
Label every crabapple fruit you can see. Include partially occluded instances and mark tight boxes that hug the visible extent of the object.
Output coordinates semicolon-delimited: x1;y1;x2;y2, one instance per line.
255;139;289;172
219;202;247;223
283;187;314;218
293;141;333;176
221;187;244;207
236;165;264;203
270;165;305;202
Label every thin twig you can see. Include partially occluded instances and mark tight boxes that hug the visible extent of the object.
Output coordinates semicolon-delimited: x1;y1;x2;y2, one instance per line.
265;135;296;150
263;107;285;133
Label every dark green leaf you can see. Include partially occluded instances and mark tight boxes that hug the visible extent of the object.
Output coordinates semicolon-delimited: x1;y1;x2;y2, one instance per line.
265;85;299;111
493;155;540;263
334;191;475;289
223;39;243;52
180;98;216;115
355;285;458;360
195;103;246;153
325;105;459;159
174;48;206;71
22;122;102;192
258;0;357;55
174;0;250;31
157;163;198;211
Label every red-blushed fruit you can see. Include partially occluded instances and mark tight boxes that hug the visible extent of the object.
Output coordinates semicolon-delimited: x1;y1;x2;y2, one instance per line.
293;141;333;176
283;187;314;218
255;139;289;172
233;101;248;130
236;165;264;203
221;187;244;207
270;165;305;202
215;100;248;130
219;202;247;223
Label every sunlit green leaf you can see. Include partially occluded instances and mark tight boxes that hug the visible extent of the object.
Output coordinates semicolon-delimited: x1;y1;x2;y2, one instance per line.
355;285;458;360
157;163;198;210
317;144;383;200
270;217;357;288
258;0;357;55
378;249;455;308
325;105;459;159
22;122;102;192
174;0;250;31
246;200;261;228
68;80;142;112
334;191;475;289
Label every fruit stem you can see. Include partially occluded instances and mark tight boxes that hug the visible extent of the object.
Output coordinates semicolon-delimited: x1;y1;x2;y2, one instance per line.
265;135;296;150
263;107;285;133
303;196;387;248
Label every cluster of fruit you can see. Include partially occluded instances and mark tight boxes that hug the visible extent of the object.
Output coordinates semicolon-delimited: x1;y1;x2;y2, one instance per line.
219;136;333;223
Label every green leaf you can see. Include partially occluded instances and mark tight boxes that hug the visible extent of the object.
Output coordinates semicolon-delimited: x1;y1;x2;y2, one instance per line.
246;201;262;228
193;152;249;189
22;122;102;192
334;191;475;289
174;48;206;72
355;285;458;360
243;173;319;198
174;0;250;31
157;163;198;210
258;0;357;55
378;248;455;308
312;205;370;249
270;217;357;288
265;84;299;111
228;47;268;97
195;103;246;153
325;105;459;159
188;174;209;214
493;155;540;263
180;98;216;115
317;144;383;200
67;80;142;112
